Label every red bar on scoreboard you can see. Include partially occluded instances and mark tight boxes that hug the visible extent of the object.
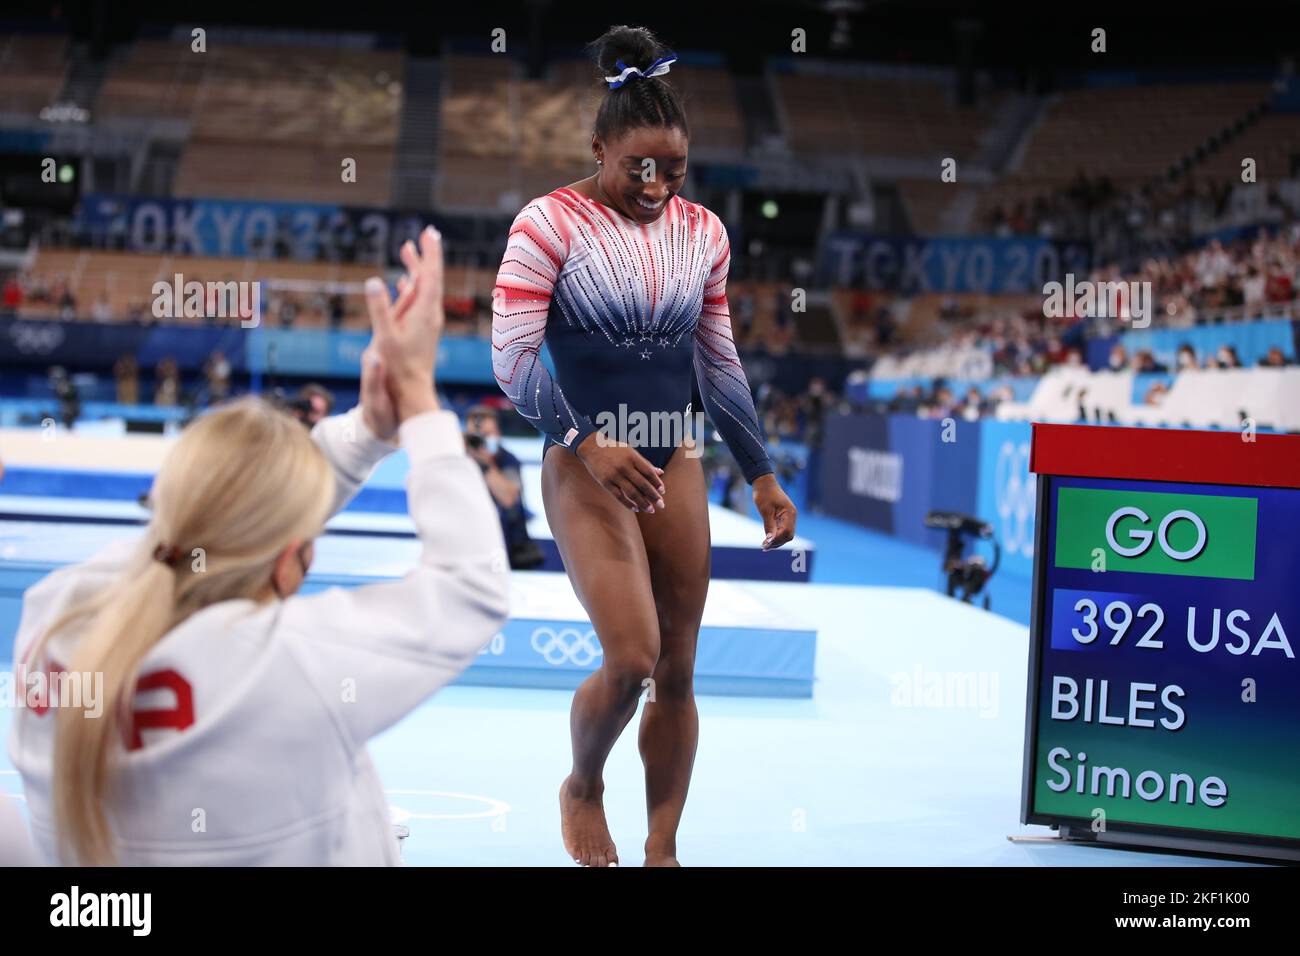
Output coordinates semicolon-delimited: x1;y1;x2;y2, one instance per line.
1030;423;1300;489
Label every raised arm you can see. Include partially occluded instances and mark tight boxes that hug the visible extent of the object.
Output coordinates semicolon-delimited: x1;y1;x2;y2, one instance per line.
310;407;395;517
284;227;511;746
282;408;509;746
492;199;597;453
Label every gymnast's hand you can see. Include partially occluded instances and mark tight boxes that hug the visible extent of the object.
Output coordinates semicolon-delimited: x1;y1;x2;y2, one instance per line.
575;434;667;514
753;474;797;551
362;226;445;424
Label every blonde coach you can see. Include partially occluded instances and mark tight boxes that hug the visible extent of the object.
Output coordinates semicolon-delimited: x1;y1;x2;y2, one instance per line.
8;227;509;865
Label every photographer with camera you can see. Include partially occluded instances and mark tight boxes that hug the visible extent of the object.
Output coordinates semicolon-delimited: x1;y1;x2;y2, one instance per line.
924;510;1001;609
464;405;543;570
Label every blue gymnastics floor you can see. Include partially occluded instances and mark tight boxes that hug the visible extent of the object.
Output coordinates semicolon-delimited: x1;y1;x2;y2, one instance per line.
0;580;1252;866
0;425;1257;865
800;510;1035;628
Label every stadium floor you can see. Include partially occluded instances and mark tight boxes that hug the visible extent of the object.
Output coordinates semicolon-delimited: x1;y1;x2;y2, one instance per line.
0;423;1254;865
0;565;1251;867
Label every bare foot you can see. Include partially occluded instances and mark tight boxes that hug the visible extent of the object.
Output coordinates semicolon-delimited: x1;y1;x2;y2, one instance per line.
644;836;680;866
560;776;618;866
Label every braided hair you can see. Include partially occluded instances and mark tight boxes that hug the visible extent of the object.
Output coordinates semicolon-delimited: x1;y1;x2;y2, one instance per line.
588;25;689;141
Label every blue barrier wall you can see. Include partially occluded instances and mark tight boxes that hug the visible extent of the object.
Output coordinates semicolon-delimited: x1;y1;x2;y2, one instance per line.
1;316;501;384
973;420;1036;579
1119;318;1297;369
247;326;499;384
845;376;1039;403
819;412;982;551
2;316;248;372
820;413;1036;576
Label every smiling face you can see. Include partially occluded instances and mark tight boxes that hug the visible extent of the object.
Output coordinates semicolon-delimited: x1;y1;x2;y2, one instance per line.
593;125;689;225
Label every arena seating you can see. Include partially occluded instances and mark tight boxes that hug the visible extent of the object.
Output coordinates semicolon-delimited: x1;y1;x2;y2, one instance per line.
975;82;1273;226
18;250;377;328
97;39;403;206
435;53;746;213
1195;112;1300;183
771;67;1005;162
0;33;69;114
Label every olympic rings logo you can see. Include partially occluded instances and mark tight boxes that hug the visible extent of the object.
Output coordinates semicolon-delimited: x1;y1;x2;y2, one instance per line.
8;323;65;355
994;440;1036;558
529;626;603;667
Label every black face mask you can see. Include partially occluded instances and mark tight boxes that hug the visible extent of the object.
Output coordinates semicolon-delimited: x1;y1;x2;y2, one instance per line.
272;542;313;600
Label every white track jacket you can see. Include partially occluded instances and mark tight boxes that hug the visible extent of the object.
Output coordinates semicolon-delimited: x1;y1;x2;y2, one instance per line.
8;408;510;865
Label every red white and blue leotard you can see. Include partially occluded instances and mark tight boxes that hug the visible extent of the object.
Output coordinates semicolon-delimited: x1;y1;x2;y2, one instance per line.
492;187;773;483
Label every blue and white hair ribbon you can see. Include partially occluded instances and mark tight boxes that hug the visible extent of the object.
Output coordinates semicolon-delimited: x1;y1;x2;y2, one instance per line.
604;53;678;89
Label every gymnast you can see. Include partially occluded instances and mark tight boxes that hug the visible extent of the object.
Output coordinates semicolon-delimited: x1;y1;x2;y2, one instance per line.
492;25;798;866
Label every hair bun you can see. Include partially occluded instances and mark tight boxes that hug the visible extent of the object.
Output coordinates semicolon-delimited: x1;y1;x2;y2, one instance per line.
588;25;664;80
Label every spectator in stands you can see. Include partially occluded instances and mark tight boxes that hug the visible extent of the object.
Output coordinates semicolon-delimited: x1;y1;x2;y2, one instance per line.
276;293;299;329
328;293;346;331
91;295;111;323
797;377;836;509
114;353;139;405
888;385;925;415
1106;343;1129;371
1043;336;1070;366
919;384;958;420
57;282;77;320
27;272;50;305
1132;349;1167;374
1164;292;1197;329
154;358;181;407
1216;345;1244;369
799;378;833;446
2;272;23;316
956;387;987;422
205;350;232;404
289;384;335;428
1176;344;1198;371
1259;346;1290;368
1242;265;1267;313
1195;239;1233;291
463;404;542;570
1265;257;1294;303
1143;380;1170;406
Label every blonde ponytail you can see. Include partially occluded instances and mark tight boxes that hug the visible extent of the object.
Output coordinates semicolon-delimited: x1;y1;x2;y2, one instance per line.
26;398;336;865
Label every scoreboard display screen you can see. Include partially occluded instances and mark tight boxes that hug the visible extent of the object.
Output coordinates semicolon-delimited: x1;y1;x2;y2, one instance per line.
1021;425;1300;861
